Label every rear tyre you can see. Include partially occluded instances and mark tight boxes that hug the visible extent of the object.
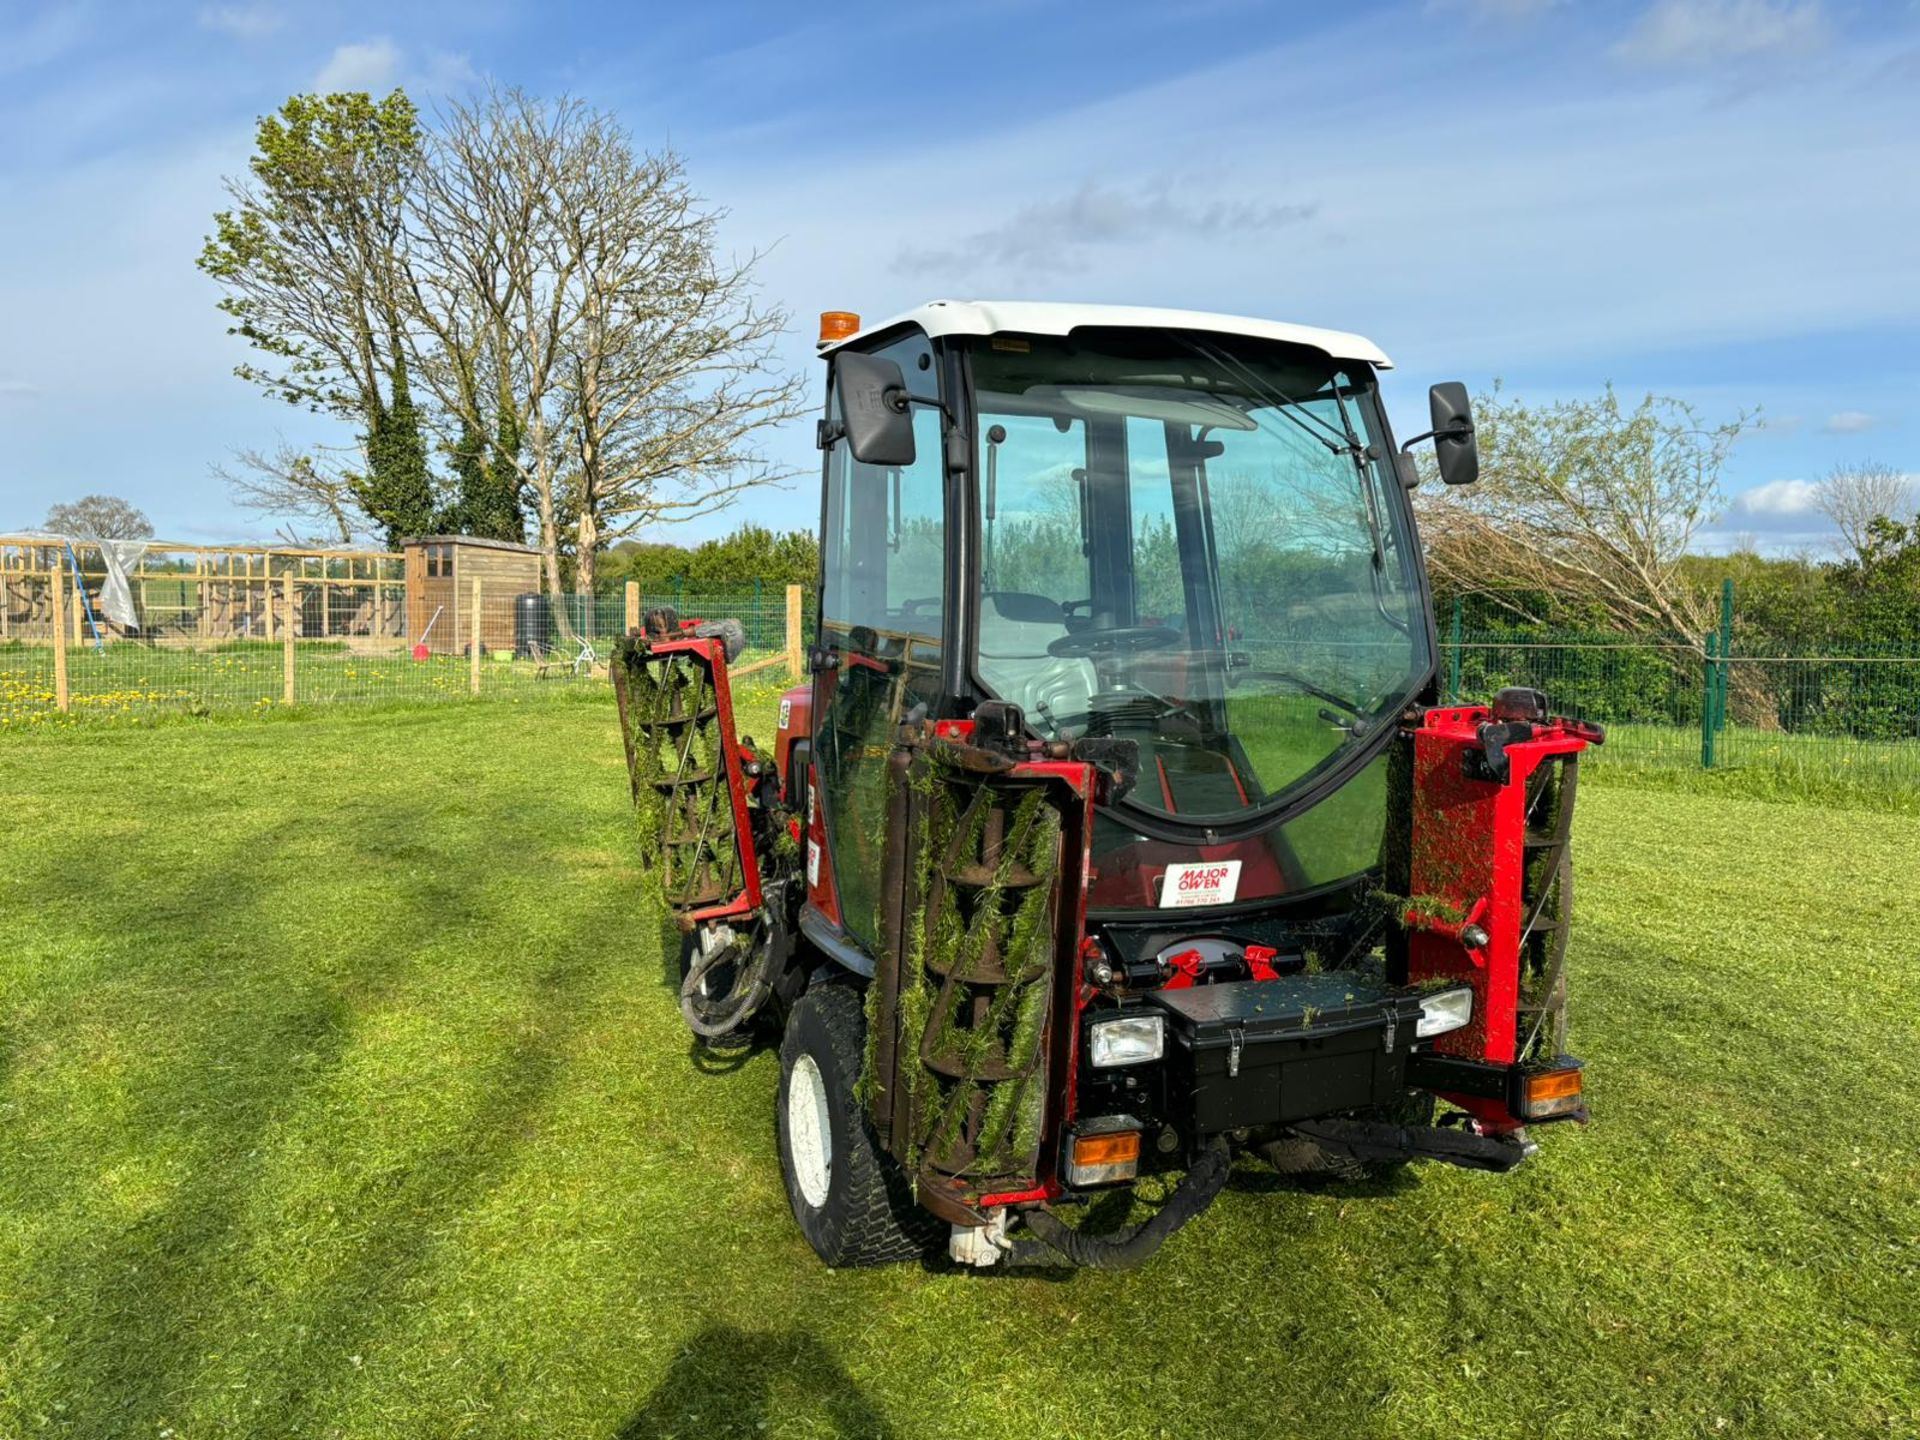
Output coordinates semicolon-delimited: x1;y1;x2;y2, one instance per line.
776;984;939;1267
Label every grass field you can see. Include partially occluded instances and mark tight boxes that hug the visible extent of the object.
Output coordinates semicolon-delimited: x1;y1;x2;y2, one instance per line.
0;640;788;725
7;638;1916;813
2;698;1916;1438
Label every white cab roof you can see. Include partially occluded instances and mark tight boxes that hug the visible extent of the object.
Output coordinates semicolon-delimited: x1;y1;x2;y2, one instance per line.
824;299;1391;369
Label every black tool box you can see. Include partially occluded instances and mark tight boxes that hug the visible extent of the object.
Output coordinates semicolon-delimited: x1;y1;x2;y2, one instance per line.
1147;974;1427;1133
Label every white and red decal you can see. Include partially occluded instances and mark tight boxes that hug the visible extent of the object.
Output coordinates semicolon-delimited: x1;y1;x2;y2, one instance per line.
1159;859;1242;909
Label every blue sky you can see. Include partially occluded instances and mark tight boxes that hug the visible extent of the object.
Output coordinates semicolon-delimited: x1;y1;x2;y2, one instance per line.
2;0;1916;552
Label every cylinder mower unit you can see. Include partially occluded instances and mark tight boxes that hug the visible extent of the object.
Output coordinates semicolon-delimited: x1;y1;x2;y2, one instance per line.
609;300;1607;1271
611;632;796;1041
1394;686;1602;1130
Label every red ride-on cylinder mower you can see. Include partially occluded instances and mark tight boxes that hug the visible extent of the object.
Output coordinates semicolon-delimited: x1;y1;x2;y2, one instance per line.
612;301;1602;1270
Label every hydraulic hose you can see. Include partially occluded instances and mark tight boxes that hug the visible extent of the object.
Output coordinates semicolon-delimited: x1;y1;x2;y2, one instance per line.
1003;1137;1233;1271
679;924;773;1039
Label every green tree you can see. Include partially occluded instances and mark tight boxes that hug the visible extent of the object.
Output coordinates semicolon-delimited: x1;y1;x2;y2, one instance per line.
198;90;433;546
1416;383;1754;640
443;389;525;542
598;524;819;593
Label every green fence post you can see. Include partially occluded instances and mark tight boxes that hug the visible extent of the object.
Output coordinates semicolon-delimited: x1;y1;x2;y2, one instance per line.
1447;596;1463;701
1701;632;1718;769
1717;577;1735;736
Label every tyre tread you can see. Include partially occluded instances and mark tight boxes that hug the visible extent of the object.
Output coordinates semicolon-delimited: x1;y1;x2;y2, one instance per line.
779;984;940;1267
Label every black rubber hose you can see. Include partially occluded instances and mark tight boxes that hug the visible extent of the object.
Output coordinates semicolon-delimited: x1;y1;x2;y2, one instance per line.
680;926;773;1039
1002;1137;1233;1271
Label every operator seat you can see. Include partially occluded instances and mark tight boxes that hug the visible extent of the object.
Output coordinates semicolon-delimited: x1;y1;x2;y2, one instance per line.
976;591;1096;733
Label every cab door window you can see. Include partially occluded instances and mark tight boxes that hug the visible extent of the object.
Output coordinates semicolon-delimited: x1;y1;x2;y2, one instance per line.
814;330;945;946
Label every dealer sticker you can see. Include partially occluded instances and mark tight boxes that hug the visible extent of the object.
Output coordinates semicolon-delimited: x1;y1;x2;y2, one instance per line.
1160;859;1242;909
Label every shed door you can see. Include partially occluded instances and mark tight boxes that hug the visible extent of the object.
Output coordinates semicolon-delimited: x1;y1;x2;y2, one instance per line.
404;545;426;640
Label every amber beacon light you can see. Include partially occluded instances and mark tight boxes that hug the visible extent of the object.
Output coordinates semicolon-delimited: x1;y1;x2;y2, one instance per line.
817;310;861;347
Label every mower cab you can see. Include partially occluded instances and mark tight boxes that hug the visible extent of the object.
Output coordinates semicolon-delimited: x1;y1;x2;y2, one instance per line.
612;301;1600;1270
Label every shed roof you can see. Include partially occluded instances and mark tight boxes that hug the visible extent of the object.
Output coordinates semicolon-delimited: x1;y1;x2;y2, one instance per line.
399;535;540;554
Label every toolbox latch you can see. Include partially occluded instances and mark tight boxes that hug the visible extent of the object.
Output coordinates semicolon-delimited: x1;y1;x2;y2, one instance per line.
1228;1025;1245;1079
1382;1013;1397;1054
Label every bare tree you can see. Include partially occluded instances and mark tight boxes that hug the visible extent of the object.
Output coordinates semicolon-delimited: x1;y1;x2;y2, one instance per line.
43;494;153;540
1814;460;1915;563
407;90;805;609
407;90;592;619
212;441;375;546
205;86;803;590
555;145;807;593
1415;384;1754;640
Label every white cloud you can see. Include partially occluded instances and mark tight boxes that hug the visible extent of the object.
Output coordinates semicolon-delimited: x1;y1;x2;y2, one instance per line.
313;38;401;93
1615;0;1829;67
1821;409;1875;433
722;11;1920;380
1698;473;1848;551
1429;0;1567;20
197;5;283;39
0;9;91;79
894;179;1316;279
421;50;480;93
0;380;38;397
1729;477;1820;515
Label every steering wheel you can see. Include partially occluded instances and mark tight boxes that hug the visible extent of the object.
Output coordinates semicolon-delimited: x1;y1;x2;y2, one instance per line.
1047;625;1183;659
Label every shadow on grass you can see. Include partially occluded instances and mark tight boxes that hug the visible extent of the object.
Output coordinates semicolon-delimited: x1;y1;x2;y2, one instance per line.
9;793;630;1435
613;1326;900;1440
1225;1156;1425;1199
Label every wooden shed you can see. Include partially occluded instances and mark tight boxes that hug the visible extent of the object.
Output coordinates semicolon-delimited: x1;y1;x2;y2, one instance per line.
400;535;542;655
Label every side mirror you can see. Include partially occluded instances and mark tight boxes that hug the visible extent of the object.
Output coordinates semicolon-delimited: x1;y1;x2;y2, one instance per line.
1428;381;1478;487
836;352;916;467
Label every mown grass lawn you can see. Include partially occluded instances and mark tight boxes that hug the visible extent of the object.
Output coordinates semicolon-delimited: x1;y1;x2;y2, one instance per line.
1;697;1915;1439
0;641;788;725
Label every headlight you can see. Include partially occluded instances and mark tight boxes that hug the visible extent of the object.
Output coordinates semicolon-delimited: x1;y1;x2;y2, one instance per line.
1089;1013;1165;1067
1416;986;1474;1038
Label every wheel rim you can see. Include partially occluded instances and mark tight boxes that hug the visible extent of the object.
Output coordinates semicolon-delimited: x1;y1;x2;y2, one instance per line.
787;1053;833;1209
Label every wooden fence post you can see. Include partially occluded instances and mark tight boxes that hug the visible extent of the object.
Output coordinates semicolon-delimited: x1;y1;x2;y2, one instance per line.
470;576;483;696
625;580;640;636
786;583;804;680
282;573;296;705
51;565;69;712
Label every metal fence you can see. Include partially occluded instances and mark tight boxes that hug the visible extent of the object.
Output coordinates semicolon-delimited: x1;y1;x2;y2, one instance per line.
1441;620;1920;799
0;573;808;726
8;545;1916;801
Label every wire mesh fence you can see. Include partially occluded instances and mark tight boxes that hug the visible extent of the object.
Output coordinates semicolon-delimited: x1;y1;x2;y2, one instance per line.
1440;629;1920;799
0;560;808;728
6;534;1915;802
